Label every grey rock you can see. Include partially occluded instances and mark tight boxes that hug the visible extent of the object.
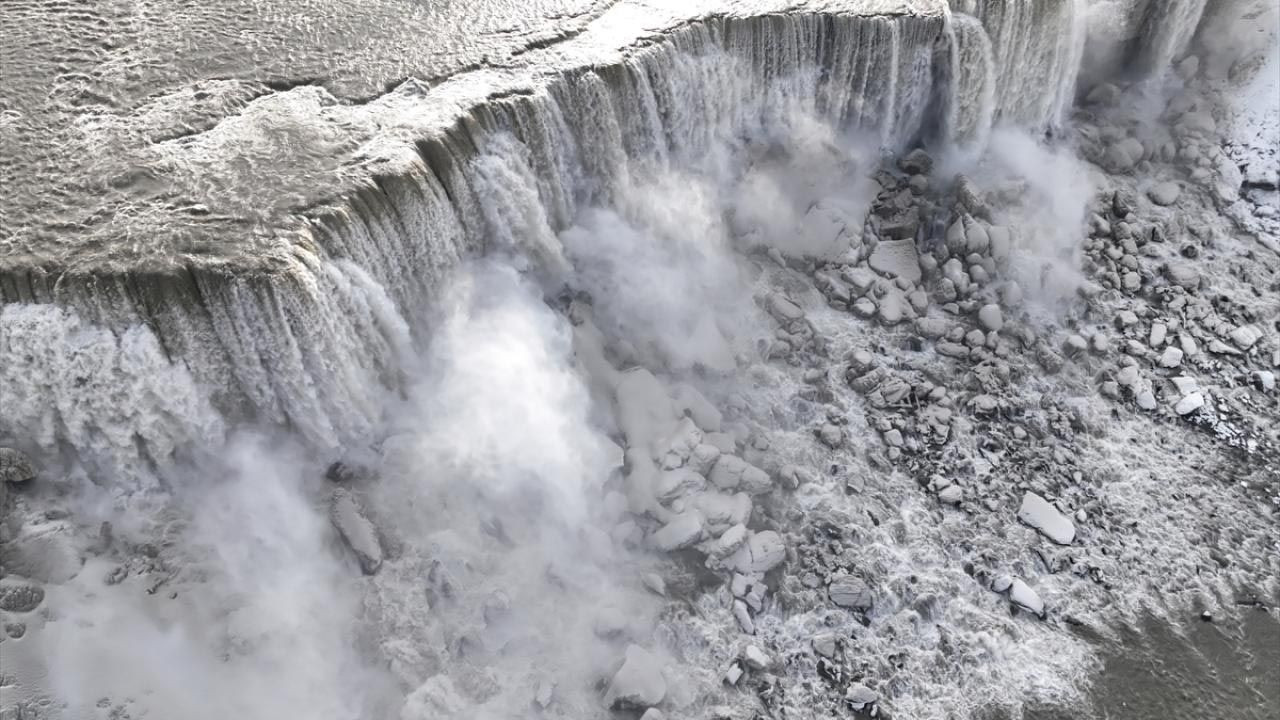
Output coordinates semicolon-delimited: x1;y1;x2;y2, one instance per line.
868;239;922;283
845;684;878;710
1158;347;1184;368
605;645;667;709
743;645;771;670
818;424;843;449
1175;392;1205;415
1104;137;1145;172
1149;323;1167;347
829;575;873;611
726;530;786;574
655;468;705;502
1228;325;1262;350
966;222;991;254
842;267;877;296
1163;263;1200;291
977;304;1003;333
641;573;667;597
1179;334;1200;357
708;455;771;495
988;225;1012;262
812;633;839;659
734;599;755;634
938;485;963;505
1017;492;1075;545
916;318;950;339
1009;578;1045;617
1148;181;1181;206
1086;83;1120;105
1064;334;1088;357
1208;339;1240;355
876;290;907;325
880;207;921;240
711;523;749;558
766;293;805;323
899;148;933;175
1136;390;1157;410
649;511;705;551
1253;371;1275;392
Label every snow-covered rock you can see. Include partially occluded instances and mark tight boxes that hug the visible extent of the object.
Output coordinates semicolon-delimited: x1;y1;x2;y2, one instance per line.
1017;492;1076;545
605;645;667;709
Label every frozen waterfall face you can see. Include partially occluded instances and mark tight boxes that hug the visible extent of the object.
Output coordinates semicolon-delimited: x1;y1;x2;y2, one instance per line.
1;1;1278;719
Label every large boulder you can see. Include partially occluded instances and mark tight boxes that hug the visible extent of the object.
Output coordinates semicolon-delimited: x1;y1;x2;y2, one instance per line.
1103;137;1145;172
708;455;772;495
1148;181;1181;206
648;511;705;551
1017;492;1076;545
725;530;786;574
605;645;667;709
898;148;933;175
868;239;922;283
1009;578;1045;617
828;575;873;611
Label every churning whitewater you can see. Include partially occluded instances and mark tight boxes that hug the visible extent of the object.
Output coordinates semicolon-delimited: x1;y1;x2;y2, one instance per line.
1;1;1277;719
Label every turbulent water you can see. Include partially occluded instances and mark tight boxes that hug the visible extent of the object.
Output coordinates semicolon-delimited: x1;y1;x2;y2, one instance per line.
1;1;1278;719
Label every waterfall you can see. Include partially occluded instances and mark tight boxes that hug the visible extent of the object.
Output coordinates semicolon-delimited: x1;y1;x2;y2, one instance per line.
0;3;1222;478
1130;0;1210;75
950;0;1086;129
945;11;997;146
